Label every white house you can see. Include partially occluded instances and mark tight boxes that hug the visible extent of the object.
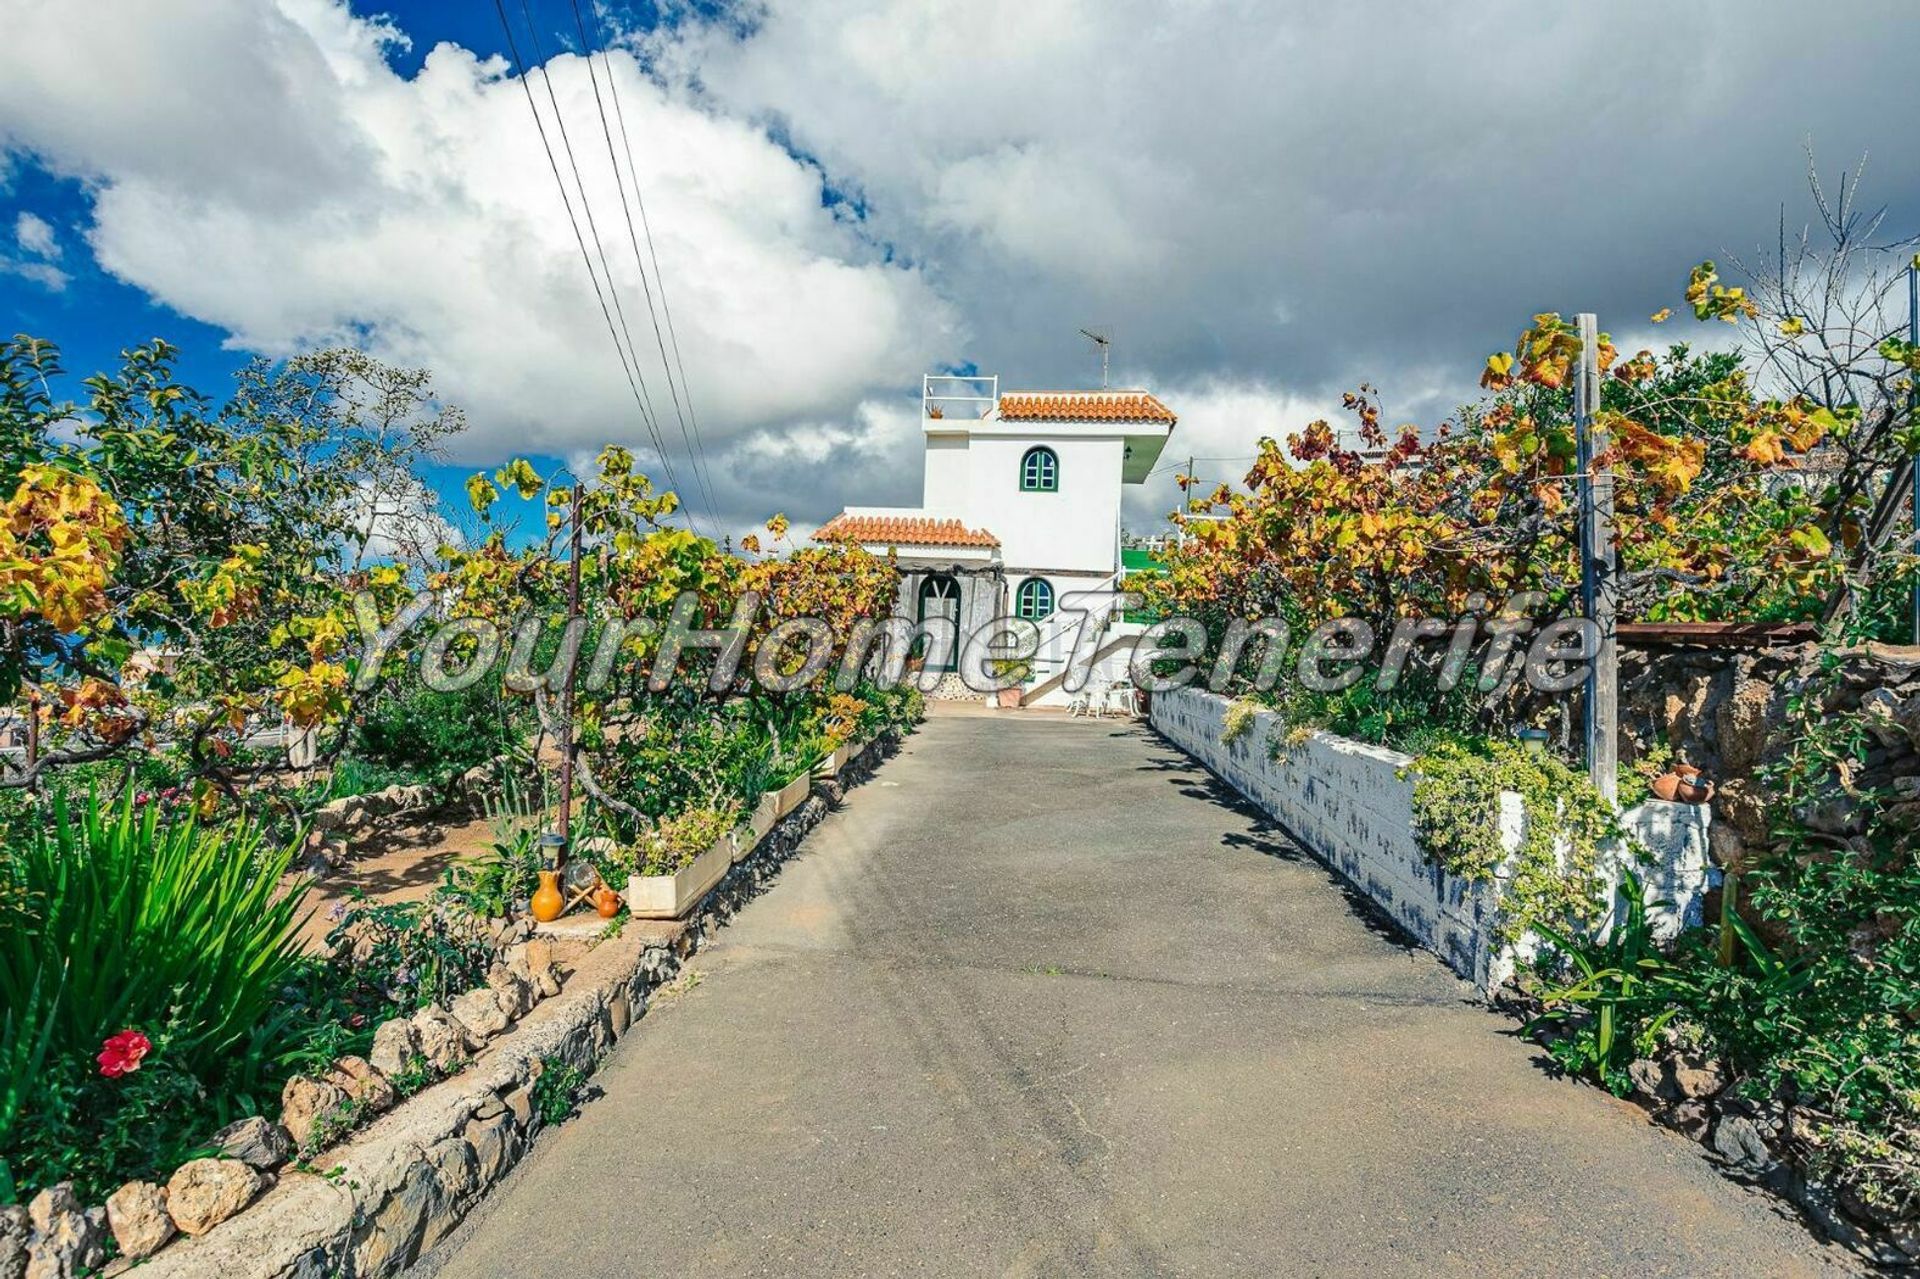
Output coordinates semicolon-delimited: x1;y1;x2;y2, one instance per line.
814;375;1176;703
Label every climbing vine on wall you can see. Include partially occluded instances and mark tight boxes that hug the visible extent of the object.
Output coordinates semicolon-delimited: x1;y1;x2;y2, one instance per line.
1408;739;1636;943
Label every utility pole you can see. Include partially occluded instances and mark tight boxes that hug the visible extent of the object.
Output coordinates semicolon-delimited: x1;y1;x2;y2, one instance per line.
1575;312;1618;803
557;481;583;849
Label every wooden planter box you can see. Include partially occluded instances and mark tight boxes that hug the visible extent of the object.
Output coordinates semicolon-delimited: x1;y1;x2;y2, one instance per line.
736;791;780;863
626;835;732;920
772;773;812;818
812;743;853;778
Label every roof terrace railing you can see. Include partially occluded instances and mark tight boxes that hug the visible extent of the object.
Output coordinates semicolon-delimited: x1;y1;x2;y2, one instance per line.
923;373;998;421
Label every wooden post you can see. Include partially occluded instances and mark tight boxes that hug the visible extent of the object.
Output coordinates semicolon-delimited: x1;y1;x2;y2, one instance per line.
1909;261;1918;644
556;482;583;848
22;692;37;787
1575;312;1618;804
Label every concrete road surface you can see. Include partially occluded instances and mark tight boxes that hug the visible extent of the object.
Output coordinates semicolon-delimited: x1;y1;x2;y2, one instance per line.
422;715;1849;1278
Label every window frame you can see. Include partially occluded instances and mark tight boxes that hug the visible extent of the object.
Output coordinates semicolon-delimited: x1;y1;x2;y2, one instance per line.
1019;446;1059;493
1014;577;1055;622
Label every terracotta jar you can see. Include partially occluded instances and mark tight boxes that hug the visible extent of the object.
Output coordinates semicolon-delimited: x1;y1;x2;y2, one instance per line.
1652;764;1714;805
530;869;565;923
592;884;623;918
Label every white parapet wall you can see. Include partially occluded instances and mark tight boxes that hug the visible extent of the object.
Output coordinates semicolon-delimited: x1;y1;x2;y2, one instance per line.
1150;687;1712;993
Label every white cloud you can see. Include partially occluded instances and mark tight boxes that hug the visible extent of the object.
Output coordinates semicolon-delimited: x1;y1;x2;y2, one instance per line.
3;208;67;288
0;0;954;533
14;210;57;258
1;259;67;291
660;0;1920;431
344;474;465;567
1117;375;1346;532
2;0;1917;537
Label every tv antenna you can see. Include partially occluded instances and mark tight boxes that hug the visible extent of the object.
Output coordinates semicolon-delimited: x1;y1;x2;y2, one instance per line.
1079;327;1112;389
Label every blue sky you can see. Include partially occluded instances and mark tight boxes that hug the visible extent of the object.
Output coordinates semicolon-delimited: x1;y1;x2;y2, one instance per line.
0;1;641;534
5;0;1919;543
5;1;518;378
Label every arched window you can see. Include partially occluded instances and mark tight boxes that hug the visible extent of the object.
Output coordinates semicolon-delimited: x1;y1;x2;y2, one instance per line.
1014;577;1054;621
915;574;960;671
1019;446;1058;492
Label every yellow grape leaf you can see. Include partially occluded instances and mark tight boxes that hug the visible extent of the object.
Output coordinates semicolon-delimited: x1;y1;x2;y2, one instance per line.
1742;431;1786;466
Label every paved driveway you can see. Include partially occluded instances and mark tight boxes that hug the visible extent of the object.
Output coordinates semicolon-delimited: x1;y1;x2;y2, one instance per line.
424;715;1848;1278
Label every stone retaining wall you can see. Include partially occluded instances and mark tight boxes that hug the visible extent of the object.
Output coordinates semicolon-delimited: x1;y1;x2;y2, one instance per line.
1150;688;1709;991
1617;639;1920;870
53;735;899;1279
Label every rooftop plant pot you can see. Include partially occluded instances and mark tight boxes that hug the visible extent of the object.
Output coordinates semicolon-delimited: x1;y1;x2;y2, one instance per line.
772;773;812;819
626;834;733;920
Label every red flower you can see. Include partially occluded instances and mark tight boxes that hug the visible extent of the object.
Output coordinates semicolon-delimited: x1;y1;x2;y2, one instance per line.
97;1029;152;1078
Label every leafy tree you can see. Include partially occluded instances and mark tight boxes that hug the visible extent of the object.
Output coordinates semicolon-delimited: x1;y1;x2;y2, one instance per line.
1;336;459;793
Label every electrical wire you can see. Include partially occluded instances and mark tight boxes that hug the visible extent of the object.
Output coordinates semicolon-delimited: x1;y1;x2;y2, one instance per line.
493;0;702;535
563;0;723;532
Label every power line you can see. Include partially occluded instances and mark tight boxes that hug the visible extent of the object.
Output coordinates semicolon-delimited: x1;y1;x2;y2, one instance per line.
581;0;723;532
493;0;701;536
1146;454;1258;480
513;0;688;518
563;0;723;532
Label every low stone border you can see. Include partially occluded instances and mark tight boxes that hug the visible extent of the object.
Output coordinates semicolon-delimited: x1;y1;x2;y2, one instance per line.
1513;1002;1920;1268
9;731;904;1279
300;754;540;876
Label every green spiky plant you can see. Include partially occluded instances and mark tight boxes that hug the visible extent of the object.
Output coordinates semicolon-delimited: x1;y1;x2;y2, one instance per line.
0;789;313;1200
1522;870;1681;1095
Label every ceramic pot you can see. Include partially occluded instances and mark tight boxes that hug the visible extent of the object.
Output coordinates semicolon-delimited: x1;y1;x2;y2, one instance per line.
530;869;565;923
593;884;623;918
1652;765;1714;805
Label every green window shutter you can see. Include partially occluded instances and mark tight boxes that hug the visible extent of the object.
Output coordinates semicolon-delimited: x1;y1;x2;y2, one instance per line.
1015;578;1054;620
1020;447;1058;492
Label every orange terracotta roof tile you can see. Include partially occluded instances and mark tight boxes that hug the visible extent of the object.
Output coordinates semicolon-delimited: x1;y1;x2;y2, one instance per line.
814;513;1000;549
997;391;1177;425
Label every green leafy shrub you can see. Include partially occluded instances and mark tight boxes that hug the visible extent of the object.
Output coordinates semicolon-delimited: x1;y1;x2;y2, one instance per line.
351;674;526;785
0;791;312;1200
1523;870;1683;1094
322;895;496;1015
1523;655;1920;1220
436;827;543;921
1257;658;1492;758
1410;738;1631;942
530;1055;588;1126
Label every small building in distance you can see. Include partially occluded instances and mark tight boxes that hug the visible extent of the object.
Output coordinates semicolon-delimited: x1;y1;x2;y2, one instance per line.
815;375;1176;703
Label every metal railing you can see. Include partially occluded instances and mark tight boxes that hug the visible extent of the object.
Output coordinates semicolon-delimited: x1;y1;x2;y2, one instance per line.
923;373;998;421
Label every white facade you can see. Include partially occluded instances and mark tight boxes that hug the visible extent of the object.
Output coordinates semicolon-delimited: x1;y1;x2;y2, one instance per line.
923;427;1127;580
815;376;1176;702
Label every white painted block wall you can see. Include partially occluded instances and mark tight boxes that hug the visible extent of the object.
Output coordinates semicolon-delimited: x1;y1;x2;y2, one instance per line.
1150;687;1712;993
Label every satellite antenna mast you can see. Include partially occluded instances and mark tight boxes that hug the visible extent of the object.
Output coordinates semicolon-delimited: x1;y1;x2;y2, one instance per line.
1079;327;1112;389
